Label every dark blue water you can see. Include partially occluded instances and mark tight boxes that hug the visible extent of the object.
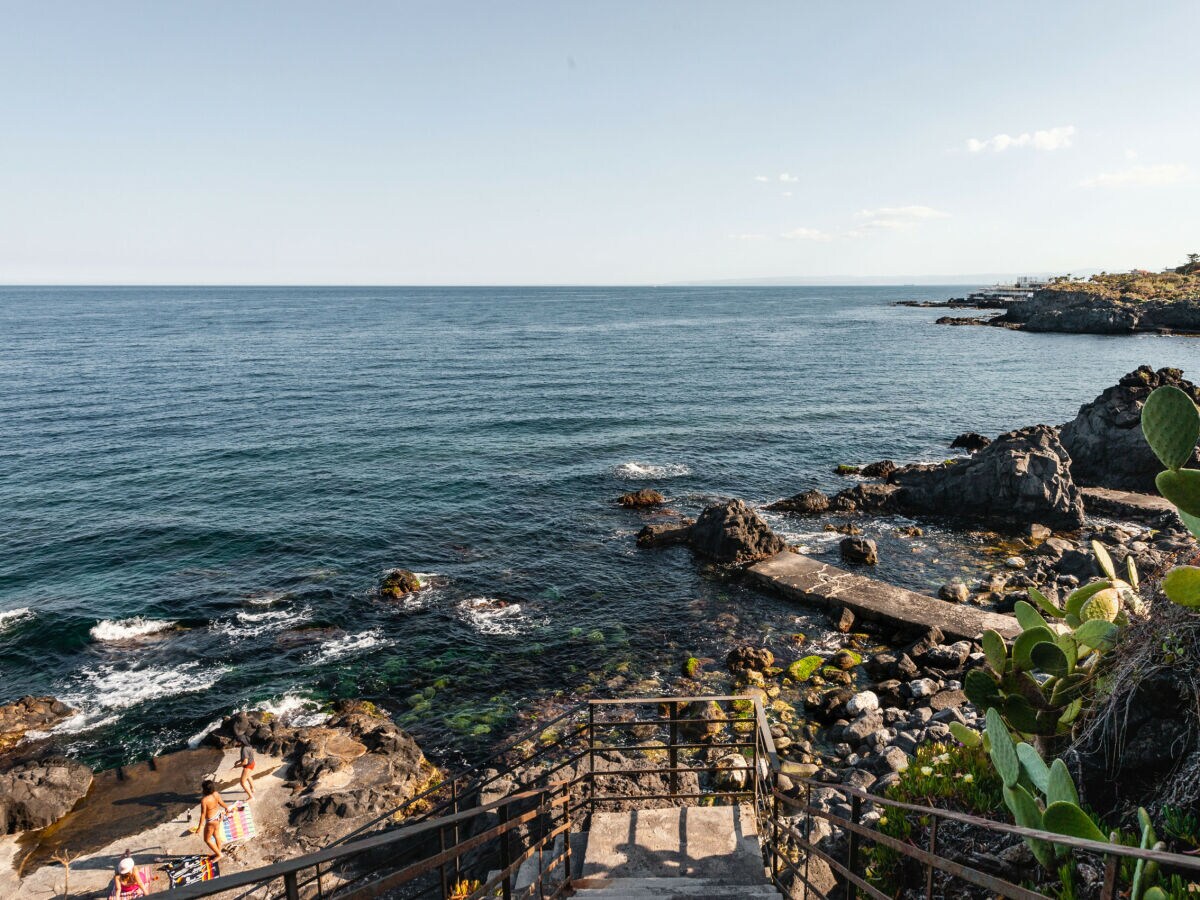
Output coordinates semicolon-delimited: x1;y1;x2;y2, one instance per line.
1;286;1195;768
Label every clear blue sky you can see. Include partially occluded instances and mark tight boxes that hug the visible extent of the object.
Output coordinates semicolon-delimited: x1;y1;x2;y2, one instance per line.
2;1;1196;284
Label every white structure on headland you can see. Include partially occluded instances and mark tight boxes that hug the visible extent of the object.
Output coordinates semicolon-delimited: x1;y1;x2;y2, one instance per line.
967;276;1049;305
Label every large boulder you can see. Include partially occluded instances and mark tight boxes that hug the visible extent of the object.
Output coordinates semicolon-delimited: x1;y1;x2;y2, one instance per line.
1059;366;1200;492
618;489;665;508
829;482;900;513
892;425;1085;528
0;756;93;834
688;500;786;563
0;696;75;754
997;291;1141;333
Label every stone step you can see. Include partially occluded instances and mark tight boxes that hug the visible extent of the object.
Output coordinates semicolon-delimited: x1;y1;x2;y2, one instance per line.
747;551;1022;640
581;805;767;884
573;875;781;897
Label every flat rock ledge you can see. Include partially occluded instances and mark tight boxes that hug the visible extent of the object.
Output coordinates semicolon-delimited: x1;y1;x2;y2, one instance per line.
747;551;1021;641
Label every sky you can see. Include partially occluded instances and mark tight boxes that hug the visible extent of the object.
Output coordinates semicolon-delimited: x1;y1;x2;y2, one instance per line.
1;1;1197;285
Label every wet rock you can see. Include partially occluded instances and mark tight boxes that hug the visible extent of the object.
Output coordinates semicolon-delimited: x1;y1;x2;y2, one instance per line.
1027;523;1052;542
830;649;861;671
618;488;666;508
824;522;862;535
726;645;774;674
1036;536;1074;561
892;425;1085;529
0;696;75;755
839;537;878;566
713;753;749;791
767;489;830;514
688;499;786;563
1005;556;1026;569
379;569;422;599
0;756;93;834
835;608;856;633
679;700;725;741
635;520;694;548
938;579;969;603
830;483;900;514
951;432;992;452
1059;366;1200;492
860;460;897;479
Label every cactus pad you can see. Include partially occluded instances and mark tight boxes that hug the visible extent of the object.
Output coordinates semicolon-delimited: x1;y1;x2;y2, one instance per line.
1163;565;1200;608
1141;384;1200;471
1157;468;1200;518
1080;588;1120;622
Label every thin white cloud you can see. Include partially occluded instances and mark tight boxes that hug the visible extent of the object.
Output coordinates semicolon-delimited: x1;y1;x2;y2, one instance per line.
779;173;799;183
1080;163;1193;189
779;227;833;242
966;125;1075;153
753;175;769;182
853;205;951;232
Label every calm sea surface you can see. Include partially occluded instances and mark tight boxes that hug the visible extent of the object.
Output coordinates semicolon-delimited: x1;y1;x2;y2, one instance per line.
1;286;1196;768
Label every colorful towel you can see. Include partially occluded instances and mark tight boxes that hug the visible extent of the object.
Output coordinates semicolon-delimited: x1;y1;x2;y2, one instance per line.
163;856;220;889
108;865;156;899
219;801;258;844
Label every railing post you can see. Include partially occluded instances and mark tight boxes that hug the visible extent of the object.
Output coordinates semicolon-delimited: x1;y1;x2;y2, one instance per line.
803;781;812;896
771;790;780;884
452;778;462;884
846;794;862;900
752;722;760;811
562;780;573;891
588;703;596;814
1101;853;1119;900
668;701;680;798
283;871;300;900
925;817;938;899
439;821;450;900
499;799;513;900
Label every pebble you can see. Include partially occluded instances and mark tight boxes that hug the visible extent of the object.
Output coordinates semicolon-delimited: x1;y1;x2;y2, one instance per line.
845;691;879;716
907;678;938;698
1005;556;1026;569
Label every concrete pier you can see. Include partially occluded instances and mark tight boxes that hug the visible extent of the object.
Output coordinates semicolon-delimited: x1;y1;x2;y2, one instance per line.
746;551;1021;641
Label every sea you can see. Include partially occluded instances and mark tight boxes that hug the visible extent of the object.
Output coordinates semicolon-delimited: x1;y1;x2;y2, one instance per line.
1;285;1196;770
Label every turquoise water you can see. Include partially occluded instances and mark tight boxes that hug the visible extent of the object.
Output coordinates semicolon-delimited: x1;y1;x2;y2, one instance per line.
1;286;1195;768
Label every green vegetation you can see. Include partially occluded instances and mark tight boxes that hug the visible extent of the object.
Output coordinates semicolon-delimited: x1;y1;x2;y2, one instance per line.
784;655;824;682
1142;386;1200;612
1043;258;1200;302
682;656;700;678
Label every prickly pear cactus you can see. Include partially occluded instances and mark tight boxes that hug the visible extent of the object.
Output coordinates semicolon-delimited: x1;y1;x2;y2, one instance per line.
1080;588;1120;622
1142;384;1200;608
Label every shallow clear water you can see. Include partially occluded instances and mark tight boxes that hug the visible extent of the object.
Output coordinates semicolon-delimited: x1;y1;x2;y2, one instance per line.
1;286;1195;768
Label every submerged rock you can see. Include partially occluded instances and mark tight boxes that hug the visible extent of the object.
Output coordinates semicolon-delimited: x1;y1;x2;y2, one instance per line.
860;460;896;479
379;569;422;600
688;499;786;563
617;488;666;508
635;519;695;548
891;425;1085;529
726;645;774;674
1059;365;1200;492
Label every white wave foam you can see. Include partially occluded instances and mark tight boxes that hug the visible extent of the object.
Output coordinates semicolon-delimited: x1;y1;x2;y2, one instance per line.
612;462;691;480
59;661;227;734
90;617;176;642
215;606;312;639
456;597;533;636
186;691;329;747
312;628;387;663
0;608;33;631
247;592;287;606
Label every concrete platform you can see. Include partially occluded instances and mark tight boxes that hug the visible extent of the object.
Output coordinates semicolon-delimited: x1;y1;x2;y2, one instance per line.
579;805;766;884
1081;486;1177;522
746;551;1021;641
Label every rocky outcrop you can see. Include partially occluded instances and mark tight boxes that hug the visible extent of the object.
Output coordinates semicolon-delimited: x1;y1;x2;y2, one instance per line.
379;569;422;600
767;489;829;514
1059;366;1200;492
839;537;878;565
0;756;93;834
995;290;1200;334
207;700;439;826
829;482;900;513
892;425;1085;529
0;696;75;754
636;519;694;548
687;500;786;563
618;489;665;508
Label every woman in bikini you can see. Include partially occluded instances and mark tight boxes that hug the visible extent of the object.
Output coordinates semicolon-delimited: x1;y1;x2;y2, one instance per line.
111;854;152;896
198;779;231;860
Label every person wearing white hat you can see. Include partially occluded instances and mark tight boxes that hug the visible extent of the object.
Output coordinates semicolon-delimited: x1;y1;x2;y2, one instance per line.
111;851;152;896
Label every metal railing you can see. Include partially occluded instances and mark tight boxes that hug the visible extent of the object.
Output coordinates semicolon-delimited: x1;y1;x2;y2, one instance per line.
166;695;1200;900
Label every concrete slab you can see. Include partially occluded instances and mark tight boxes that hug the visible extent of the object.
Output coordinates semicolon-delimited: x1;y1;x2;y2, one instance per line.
580;805;765;884
746;552;1021;641
1081;486;1177;522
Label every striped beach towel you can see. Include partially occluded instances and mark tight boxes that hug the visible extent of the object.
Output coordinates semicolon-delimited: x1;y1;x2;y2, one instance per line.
164;855;221;888
219;801;258;844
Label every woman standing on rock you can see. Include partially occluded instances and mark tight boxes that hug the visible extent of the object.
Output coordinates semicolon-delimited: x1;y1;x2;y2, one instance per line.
197;779;231;860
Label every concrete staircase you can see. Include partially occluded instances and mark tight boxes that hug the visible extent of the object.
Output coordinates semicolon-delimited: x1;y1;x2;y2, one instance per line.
569;805;780;899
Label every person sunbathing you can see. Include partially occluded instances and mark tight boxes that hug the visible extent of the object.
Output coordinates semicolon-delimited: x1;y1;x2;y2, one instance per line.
112;854;152;896
197;779;230;860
